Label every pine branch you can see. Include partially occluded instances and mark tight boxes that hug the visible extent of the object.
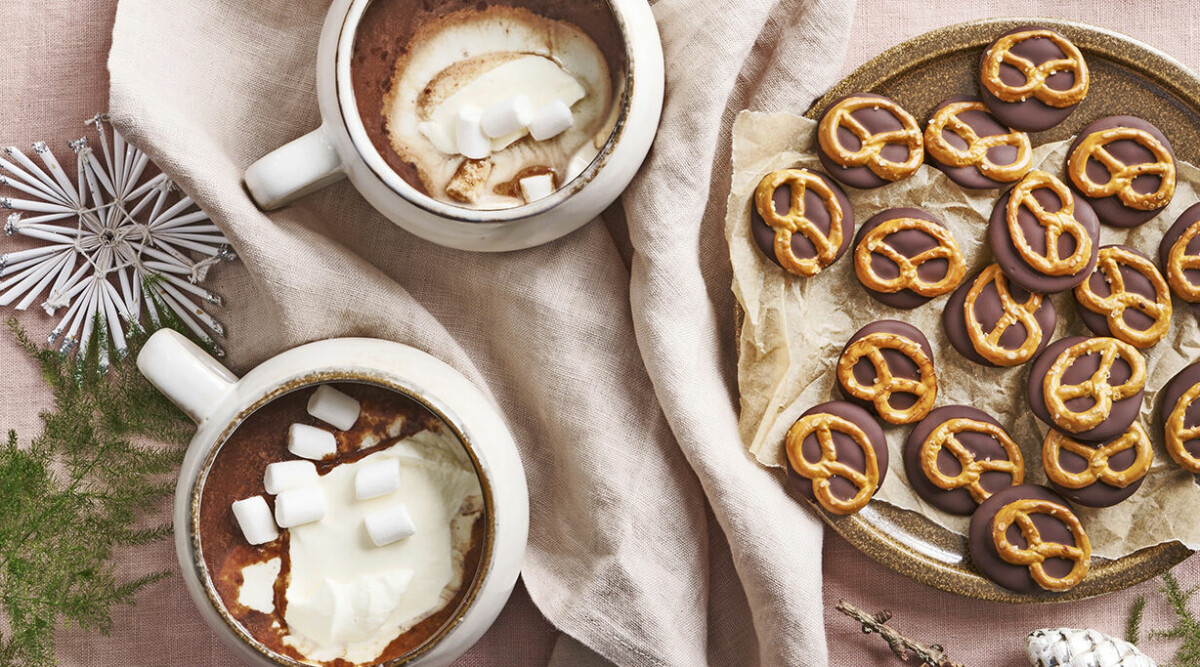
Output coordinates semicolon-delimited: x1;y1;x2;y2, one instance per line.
1147;572;1200;666
836;600;966;667
1127;594;1146;645
0;318;195;666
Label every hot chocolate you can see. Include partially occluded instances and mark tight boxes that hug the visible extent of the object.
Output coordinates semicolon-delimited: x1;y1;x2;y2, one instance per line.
351;0;626;210
198;382;486;666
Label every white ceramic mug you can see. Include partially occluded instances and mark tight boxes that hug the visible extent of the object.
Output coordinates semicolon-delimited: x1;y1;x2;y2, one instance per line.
137;329;529;666
244;0;664;252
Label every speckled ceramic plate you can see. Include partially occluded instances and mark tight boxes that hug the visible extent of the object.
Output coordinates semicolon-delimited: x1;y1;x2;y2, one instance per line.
793;18;1199;603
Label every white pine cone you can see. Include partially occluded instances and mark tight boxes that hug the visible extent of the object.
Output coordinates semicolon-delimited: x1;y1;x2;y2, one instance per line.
1026;628;1156;667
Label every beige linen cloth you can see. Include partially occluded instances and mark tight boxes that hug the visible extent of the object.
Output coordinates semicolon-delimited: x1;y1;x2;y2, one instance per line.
104;0;854;665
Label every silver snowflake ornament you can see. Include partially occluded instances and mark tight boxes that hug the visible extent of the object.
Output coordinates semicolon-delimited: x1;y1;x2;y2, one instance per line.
0;114;234;368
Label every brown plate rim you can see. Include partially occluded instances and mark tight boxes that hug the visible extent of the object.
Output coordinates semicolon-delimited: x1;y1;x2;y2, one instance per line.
771;16;1199;603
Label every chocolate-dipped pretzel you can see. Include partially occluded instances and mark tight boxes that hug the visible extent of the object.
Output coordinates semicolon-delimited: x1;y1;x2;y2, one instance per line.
1043;422;1152;508
785;401;888;515
904;406;1024;515
988;170;1100;293
1160;362;1200;474
836;320;937;425
1073;245;1171;349
1066;116;1176;228
979;26;1089;132
1160;202;1200;303
750;168;854;277
943;264;1056;367
924;95;1032;189
969;484;1091;594
817;93;923;189
1028;336;1146;442
853;208;965;309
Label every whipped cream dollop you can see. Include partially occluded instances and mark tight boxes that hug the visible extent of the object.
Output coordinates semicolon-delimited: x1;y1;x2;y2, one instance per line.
236;424;483;665
384;5;617;209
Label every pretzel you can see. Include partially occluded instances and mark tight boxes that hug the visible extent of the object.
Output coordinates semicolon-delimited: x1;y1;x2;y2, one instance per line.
817;96;923;182
855;217;965;297
1165;221;1200;302
981;29;1089;108
753;169;844;277
785;412;880;515
1042;338;1146;433
1067;127;1176;211
1073;246;1172;349
920;417;1023;503
963;265;1045;366
837;332;937;424
924;101;1032;183
1165;381;1200;474
1006;170;1092;277
992;497;1091;592
1043;423;1153;490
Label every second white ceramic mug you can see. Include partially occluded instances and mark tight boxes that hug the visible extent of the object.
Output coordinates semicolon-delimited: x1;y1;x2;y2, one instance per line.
244;0;664;252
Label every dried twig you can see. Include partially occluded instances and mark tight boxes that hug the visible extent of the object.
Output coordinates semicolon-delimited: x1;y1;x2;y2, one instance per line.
836;600;967;667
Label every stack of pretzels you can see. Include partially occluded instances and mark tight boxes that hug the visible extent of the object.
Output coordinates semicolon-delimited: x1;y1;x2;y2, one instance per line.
759;25;1200;595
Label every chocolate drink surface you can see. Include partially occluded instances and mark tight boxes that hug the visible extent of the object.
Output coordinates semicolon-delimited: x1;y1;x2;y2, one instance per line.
350;0;627;210
199;383;486;666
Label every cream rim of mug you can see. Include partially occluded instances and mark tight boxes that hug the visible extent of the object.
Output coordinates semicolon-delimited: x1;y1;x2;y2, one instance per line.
334;0;637;224
186;372;498;667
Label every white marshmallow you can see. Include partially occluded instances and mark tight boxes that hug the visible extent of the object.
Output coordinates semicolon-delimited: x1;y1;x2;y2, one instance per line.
480;95;535;139
528;100;574;141
274;486;327;528
306;385;360;431
355;459;402;500
364;504;417;547
231;496;279;545
264;460;320;495
288;423;338;461
455;105;491;160
518;174;556;204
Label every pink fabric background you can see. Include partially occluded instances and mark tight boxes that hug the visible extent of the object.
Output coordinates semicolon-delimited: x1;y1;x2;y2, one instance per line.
1;0;1199;665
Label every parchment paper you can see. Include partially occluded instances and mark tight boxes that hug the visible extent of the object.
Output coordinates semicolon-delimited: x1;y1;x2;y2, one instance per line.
727;111;1200;559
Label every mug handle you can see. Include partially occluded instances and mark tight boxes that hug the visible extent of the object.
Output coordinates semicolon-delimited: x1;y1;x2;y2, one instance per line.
244;123;347;210
137;329;239;424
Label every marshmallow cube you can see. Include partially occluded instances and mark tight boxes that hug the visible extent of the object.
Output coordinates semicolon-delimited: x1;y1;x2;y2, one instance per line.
355;459;402;500
481;95;534;139
232;496;279;545
364;504;417;547
288;423;338;461
306;385;360;431
519;174;556;204
274;486;327;528
455;105;492;160
264;460;320;495
528;100;574;141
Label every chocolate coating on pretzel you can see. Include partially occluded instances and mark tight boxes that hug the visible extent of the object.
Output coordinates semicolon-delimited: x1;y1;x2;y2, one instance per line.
988;170;1100;294
924;95;1032;190
817;93;923;189
837;320;937;424
785;401;889;515
1043;423;1152;508
903;405;1024;515
1159;362;1200;474
978;26;1087;132
969;484;1090;594
1159;202;1200;303
1066;116;1176;228
853;207;965;309
750;168;854;276
1028;336;1145;442
1074;245;1172;349
943;264;1057;367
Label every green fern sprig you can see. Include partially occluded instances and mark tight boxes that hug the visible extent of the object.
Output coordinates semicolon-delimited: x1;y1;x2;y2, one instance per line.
0;317;195;666
1146;572;1200;666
